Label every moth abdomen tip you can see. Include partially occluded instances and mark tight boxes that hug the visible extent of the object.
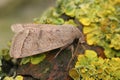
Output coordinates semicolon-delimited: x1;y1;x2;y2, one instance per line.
11;24;24;33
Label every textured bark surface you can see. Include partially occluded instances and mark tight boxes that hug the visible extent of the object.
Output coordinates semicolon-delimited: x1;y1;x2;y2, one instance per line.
16;44;105;80
1;38;105;80
17;49;76;80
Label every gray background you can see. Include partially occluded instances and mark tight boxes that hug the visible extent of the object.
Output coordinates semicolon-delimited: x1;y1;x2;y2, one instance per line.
0;0;55;49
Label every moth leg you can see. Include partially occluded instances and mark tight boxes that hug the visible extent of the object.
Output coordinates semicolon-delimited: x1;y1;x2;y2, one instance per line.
67;40;80;70
68;45;74;58
54;44;70;58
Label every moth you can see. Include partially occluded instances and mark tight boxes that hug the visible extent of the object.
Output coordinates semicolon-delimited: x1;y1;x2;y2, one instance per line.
10;23;84;58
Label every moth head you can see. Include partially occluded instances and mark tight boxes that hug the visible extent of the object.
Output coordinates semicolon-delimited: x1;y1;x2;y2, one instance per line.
11;24;24;33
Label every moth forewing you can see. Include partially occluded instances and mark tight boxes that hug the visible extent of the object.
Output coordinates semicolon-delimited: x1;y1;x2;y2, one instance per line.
11;23;43;33
10;24;82;58
10;29;30;58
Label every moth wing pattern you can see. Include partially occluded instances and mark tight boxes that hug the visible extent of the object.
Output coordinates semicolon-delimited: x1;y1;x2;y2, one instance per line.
10;29;30;58
11;23;43;33
10;24;81;58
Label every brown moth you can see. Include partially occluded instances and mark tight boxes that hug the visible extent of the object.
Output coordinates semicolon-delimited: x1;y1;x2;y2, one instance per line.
10;24;84;58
